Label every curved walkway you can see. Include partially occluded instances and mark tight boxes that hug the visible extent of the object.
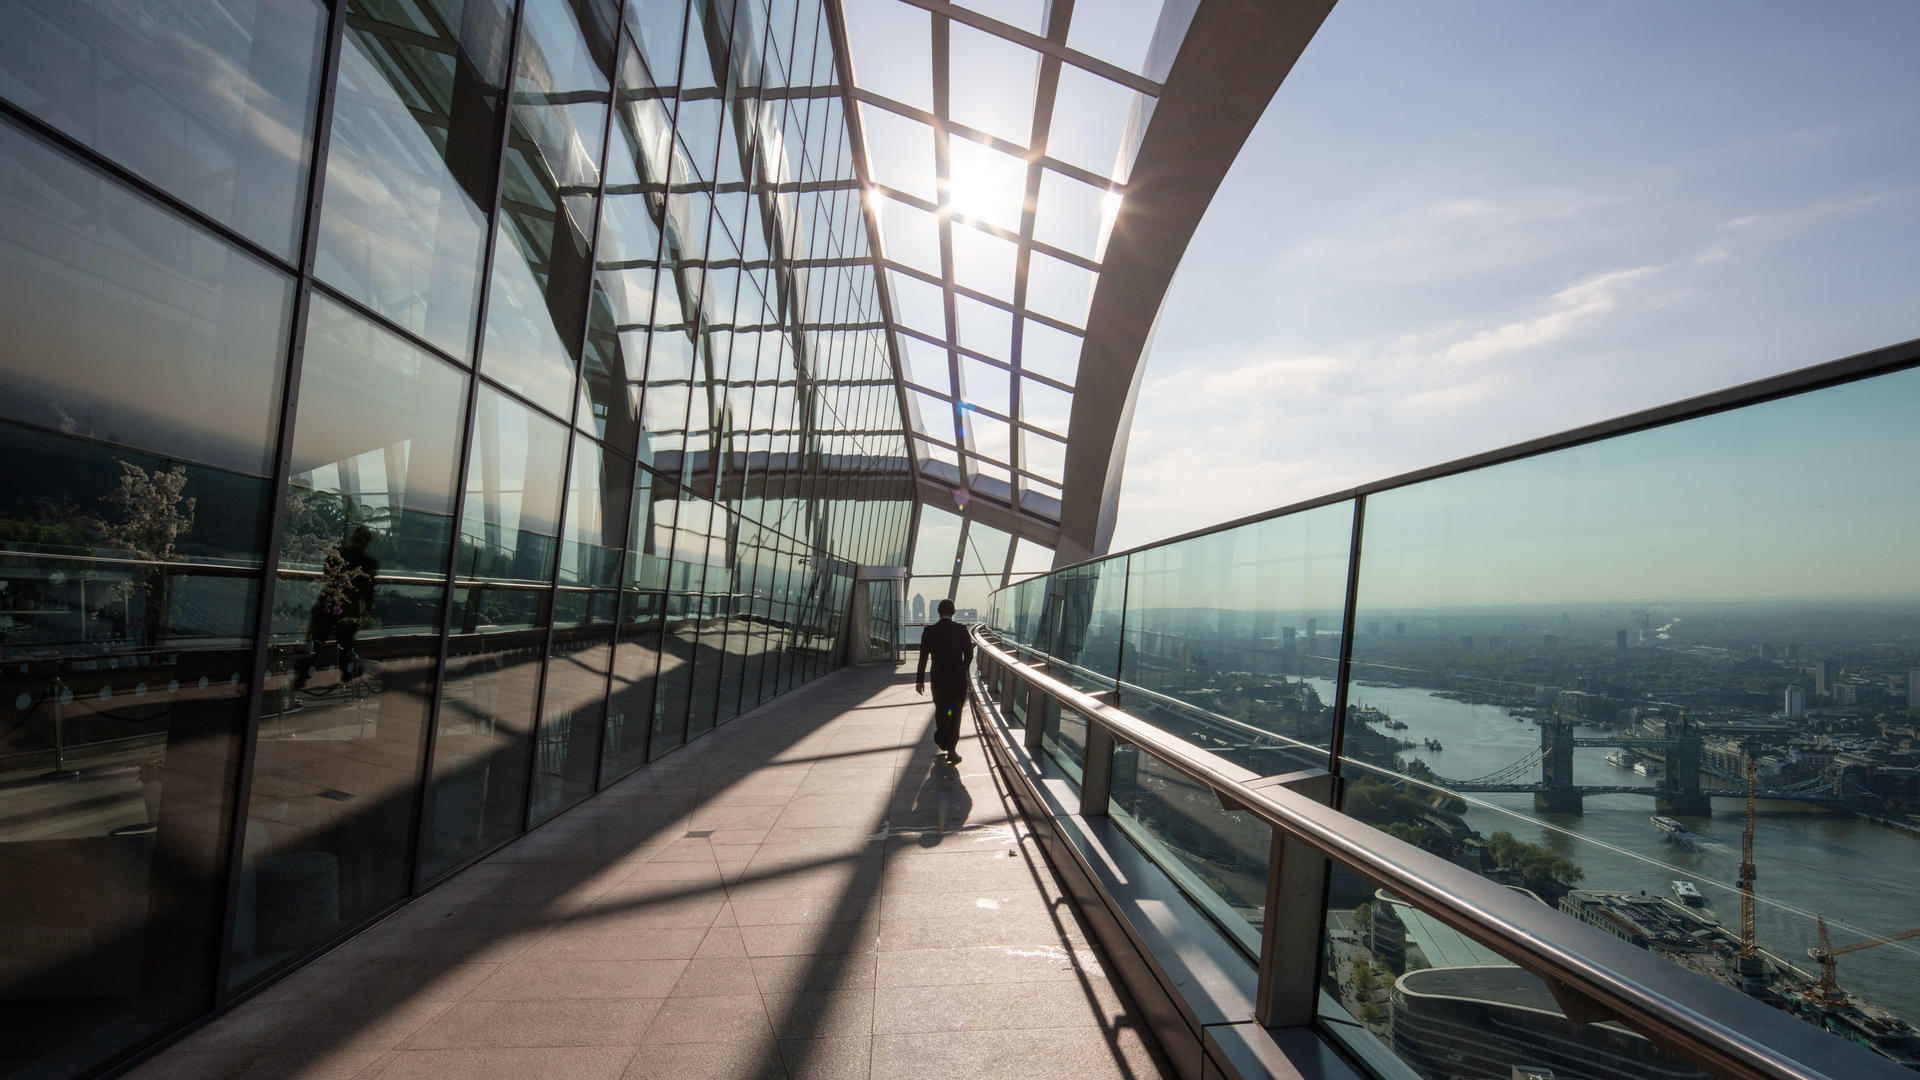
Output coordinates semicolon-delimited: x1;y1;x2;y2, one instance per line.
127;662;1167;1080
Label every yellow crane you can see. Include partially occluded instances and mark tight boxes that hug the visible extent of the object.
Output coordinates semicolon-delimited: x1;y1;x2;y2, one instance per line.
1738;759;1757;958
1807;917;1920;1009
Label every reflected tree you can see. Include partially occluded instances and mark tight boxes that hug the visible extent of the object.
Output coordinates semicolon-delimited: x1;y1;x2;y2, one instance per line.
94;459;195;645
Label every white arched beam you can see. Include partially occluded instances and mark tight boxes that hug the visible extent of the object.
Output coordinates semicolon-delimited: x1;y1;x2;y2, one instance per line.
1052;0;1336;565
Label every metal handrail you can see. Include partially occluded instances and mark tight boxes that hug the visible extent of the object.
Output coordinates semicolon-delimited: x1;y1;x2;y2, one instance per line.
971;627;1911;1080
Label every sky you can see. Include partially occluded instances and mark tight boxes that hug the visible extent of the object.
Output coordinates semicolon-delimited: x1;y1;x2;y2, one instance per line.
1109;0;1920;553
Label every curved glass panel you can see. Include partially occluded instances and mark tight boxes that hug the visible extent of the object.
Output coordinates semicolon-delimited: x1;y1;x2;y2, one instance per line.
315;0;513;359
480;0;616;417
241;294;466;988
0;0;326;260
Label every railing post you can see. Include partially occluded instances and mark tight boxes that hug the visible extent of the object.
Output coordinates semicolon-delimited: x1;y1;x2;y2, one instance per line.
1025;681;1049;751
1253;770;1335;1028
1079;724;1115;816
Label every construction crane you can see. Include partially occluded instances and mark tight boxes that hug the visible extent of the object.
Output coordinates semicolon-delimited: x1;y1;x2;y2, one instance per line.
1807;916;1920;1009
1738;758;1758;959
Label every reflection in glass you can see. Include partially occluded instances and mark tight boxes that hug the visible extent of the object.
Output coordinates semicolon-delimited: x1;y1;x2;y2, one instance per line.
0;119;295;479
530;589;616;822
1123;505;1350;776
1317;867;1710;1079
0;0;327;259
458;386;569;584
316;0;513;358
561;435;633;589
481;0;616;416
602;587;665;783
238;294;467;987
421;586;547;880
1109;745;1268;951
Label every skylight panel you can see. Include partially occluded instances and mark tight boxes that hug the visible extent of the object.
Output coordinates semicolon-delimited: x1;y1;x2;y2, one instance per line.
886;269;948;341
876;194;942;272
858;104;938;201
945;137;1026;232
1032;167;1114;261
1046;64;1139;181
1018;316;1081;385
947;22;1039;147
1065;0;1167;75
840;0;934;111
1022;248;1094;327
954;293;1013;357
1021;429;1065;481
1018;376;1071;432
950;221;1018;301
958;355;1012;416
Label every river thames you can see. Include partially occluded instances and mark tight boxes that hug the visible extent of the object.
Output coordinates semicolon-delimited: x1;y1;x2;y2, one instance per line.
1303;676;1920;1024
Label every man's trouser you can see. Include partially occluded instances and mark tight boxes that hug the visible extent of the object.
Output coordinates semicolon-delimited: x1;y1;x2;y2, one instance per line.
932;687;965;752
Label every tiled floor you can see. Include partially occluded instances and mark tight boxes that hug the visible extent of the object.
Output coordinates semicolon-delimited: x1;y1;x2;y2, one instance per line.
127;662;1168;1080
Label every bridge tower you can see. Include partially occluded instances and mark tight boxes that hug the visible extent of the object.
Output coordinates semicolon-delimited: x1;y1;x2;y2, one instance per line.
1657;709;1712;816
1535;713;1583;814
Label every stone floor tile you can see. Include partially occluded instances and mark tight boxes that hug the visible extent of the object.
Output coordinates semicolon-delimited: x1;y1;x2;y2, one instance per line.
740;920;881;958
122;1045;392;1080
778;1036;872;1080
669;957;761;996
760;988;875;1040
404;998;664;1048
869;1026;1162;1080
638;993;774;1044
520;925;710;963
362;1046;640;1079
871;979;1127;1035
747;952;878;995
874;944;1102;988
619;1040;787;1079
466;959;689;1000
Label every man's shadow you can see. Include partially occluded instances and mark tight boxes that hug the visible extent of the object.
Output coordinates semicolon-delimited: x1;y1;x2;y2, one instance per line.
908;754;974;846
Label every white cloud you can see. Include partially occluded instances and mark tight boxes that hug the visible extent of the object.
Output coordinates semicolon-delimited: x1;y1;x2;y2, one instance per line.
1439;266;1658;366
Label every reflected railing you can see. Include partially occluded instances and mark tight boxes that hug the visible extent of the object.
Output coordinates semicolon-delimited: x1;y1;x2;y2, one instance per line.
978;341;1920;1080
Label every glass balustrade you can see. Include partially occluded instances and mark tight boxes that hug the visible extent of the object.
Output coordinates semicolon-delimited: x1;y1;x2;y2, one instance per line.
987;359;1920;1077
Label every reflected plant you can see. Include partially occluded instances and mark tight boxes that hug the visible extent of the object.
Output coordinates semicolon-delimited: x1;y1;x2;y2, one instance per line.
315;545;374;628
93;460;196;646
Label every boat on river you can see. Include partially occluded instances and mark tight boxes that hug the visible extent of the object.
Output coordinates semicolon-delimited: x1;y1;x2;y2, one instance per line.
1651;815;1695;847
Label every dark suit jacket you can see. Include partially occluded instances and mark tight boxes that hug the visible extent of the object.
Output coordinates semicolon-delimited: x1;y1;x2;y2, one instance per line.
917;618;974;696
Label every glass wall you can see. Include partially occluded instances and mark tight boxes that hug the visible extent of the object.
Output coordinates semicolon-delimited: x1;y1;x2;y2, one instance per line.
0;0;915;1074
990;362;1920;1079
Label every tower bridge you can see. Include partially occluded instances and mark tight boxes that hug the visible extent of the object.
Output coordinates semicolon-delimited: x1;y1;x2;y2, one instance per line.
1424;716;1867;814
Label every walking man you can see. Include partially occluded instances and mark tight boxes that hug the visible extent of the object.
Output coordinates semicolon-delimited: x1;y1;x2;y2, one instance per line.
916;598;974;764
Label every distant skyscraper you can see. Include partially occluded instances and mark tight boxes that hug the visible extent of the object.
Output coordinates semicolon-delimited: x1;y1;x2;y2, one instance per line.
1306;618;1318;645
1815;659;1839;696
1908;668;1920;710
1784;685;1807;718
912;593;926;622
1786;642;1800;661
1616;629;1628;655
1282;626;1296;651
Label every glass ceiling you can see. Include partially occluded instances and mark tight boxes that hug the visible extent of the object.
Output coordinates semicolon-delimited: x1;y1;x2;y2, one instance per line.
836;0;1167;525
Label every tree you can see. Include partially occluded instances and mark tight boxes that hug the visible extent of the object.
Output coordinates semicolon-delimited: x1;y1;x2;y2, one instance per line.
94;460;195;646
1383;821;1428;848
1486;830;1585;898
